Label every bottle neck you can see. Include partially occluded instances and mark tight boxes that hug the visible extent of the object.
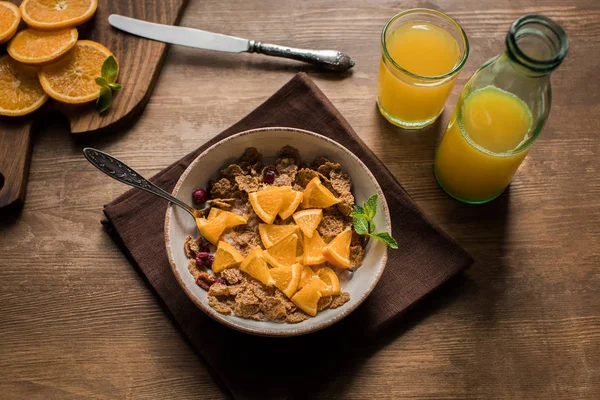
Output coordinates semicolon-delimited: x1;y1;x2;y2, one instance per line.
504;15;568;77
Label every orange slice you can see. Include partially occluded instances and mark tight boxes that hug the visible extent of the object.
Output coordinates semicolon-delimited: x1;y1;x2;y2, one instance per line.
240;248;274;286
303;230;327;265
270;263;302;298
8;28;78;65
212;241;244;273
291;276;328;317
38;40;114;104
322;228;352;269
208;208;248;228
20;0;98;31
314;266;341;296
292;209;322;238
0;55;48;117
0;2;20;44
195;212;227;245
263;233;298;269
278;189;303;219
303;179;341;209
299;265;316;289
258;223;298;248
248;187;286;224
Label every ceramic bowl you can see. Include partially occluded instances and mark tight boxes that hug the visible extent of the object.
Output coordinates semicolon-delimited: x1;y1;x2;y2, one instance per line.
165;127;390;336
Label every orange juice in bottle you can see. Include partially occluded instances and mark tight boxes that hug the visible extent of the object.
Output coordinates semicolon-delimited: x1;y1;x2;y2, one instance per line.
434;15;569;203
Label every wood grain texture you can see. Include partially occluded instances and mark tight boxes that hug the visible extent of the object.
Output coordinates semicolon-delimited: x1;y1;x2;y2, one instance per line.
1;0;599;399
0;0;188;210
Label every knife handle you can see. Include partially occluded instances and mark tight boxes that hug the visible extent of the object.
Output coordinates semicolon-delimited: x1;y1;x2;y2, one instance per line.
248;40;355;72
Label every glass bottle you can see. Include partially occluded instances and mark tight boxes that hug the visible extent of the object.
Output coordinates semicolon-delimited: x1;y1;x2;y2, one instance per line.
434;15;569;204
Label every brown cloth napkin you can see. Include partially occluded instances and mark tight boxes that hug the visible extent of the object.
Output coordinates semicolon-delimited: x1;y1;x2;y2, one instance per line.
103;73;472;399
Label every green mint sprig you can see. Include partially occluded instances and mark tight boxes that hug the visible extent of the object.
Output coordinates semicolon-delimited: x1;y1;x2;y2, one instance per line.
351;194;398;249
95;56;121;113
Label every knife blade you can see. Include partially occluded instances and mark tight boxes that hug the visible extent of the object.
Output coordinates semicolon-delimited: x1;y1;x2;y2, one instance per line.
108;15;249;53
108;14;355;71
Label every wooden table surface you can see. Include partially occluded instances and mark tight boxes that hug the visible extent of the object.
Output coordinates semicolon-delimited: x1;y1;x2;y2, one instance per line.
1;0;599;398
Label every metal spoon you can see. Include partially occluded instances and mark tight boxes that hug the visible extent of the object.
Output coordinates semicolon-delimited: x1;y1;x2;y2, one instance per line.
83;148;208;219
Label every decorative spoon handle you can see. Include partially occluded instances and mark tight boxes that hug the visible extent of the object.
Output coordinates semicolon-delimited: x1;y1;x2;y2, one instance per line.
83;148;199;218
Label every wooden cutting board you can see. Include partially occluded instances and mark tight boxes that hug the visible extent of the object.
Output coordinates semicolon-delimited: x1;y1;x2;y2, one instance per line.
0;0;188;210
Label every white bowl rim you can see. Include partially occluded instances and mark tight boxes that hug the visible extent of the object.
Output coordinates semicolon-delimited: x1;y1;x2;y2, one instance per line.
164;126;390;337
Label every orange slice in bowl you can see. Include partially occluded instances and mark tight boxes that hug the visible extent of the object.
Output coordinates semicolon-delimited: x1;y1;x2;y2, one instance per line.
20;0;97;31
212;241;244;273
0;55;49;117
291;276;328;316
263;233;298;269
292;208;322;238
303;230;327;265
322;228;352;269
195;212;227;245
248;187;286;224
0;1;20;44
314;266;341;296
39;40;114;104
299;265;316;289
208;208;248;228
240;248;275;287
278;189;303;219
303;181;341;209
258;223;298;248
270;263;302;299
8;28;78;65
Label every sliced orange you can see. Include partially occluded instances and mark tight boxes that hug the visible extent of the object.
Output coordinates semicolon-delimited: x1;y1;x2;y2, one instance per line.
258;223;298;248
0;2;20;44
240;248;274;286
299;265;317;289
195;212;227;245
208;208;248;228
38;40;114;104
0;55;48;117
248;187;287;224
270;263;302;299
263;233;298;269
303;230;327;265
20;0;97;31
278;189;303;219
292;209;322;238
8;28;78;65
303;179;341;209
291;276;328;317
314;266;341;296
322;228;352;269
212;241;244;273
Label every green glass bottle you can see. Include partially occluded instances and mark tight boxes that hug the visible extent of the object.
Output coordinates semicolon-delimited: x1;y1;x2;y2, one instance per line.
434;15;569;204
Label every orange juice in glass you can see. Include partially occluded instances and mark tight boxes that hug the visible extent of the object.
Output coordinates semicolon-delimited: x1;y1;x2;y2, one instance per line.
377;9;469;129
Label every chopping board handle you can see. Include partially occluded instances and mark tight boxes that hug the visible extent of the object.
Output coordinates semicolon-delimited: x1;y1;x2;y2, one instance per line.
0;121;34;210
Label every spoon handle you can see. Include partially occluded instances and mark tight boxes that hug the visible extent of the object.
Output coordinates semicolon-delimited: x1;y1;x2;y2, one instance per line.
83;148;197;218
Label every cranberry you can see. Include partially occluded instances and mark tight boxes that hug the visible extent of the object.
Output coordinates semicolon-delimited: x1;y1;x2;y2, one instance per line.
215;278;227;286
263;170;276;184
192;188;208;205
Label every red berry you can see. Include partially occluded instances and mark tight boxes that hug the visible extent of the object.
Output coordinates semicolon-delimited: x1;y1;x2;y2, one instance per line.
192;188;207;205
215;278;227;286
263;170;276;184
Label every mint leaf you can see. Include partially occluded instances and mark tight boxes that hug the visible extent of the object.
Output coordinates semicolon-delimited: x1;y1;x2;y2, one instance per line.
353;205;364;215
101;55;119;83
108;82;122;90
369;232;398;249
95;76;109;89
96;87;113;114
353;218;369;235
364;194;378;220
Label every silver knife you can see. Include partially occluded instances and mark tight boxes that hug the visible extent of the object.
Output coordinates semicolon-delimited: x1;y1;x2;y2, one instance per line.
108;14;355;72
